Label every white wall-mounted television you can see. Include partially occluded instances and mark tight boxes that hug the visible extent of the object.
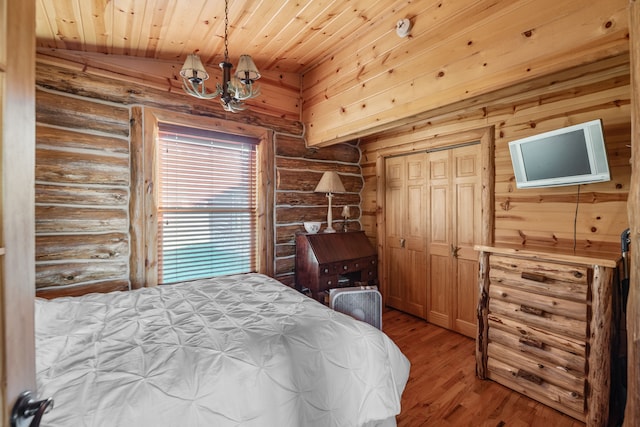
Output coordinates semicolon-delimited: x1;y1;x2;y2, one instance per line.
508;119;610;189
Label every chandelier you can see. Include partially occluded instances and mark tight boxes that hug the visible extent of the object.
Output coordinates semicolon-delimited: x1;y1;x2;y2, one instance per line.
180;0;261;112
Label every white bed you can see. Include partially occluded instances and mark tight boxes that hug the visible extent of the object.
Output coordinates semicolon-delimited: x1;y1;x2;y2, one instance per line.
35;273;410;427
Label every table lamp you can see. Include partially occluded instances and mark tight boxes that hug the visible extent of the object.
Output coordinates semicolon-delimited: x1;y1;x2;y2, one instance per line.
314;171;345;233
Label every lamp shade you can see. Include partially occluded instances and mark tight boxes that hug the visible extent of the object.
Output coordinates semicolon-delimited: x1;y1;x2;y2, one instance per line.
180;54;209;82
235;54;261;82
314;171;345;194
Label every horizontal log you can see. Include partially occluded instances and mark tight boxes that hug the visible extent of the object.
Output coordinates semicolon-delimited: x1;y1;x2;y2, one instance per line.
36;280;130;299
36;184;128;206
36;148;129;185
275;273;295;288
277;169;363;192
275;135;359;162
276;206;361;224
37;124;129;154
276;225;305;245
36;261;129;288
36;206;127;233
36;89;130;136
36;61;303;136
36;233;129;262
276;157;361;175
276;244;295;258
276;191;360;207
275;256;295;276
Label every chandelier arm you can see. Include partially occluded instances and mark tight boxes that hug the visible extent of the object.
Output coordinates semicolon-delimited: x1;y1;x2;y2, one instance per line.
182;78;222;100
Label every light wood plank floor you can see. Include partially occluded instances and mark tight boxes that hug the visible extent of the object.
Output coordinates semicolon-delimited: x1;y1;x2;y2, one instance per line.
382;308;585;427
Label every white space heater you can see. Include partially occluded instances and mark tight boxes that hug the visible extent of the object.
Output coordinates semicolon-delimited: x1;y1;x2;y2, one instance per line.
329;286;382;330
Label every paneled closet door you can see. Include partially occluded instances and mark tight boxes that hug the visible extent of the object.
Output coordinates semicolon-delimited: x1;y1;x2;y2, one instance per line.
451;145;481;338
426;150;452;329
384;153;427;319
426;143;481;337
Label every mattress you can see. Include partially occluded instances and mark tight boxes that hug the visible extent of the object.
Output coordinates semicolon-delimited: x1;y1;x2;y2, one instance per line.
35;273;410;427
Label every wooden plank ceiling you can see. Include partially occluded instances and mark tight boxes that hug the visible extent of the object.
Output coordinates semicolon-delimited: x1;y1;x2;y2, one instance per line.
35;0;407;75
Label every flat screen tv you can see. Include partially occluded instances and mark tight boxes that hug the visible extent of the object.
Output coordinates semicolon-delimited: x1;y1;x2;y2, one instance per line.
508;119;610;189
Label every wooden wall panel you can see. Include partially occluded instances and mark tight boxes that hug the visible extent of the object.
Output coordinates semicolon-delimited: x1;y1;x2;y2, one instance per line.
625;1;639;425
302;0;629;146
361;55;631;257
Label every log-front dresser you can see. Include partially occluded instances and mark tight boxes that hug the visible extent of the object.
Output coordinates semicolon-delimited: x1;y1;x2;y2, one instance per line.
295;231;378;303
475;245;619;426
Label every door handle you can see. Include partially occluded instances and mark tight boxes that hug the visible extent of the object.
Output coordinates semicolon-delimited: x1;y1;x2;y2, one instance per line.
11;391;54;427
400;238;406;248
450;244;460;258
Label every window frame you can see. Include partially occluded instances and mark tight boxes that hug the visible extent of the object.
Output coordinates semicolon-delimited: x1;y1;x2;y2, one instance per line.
136;108;274;287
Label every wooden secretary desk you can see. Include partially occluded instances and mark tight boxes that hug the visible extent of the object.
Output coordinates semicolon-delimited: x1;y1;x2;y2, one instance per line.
295;231;378;303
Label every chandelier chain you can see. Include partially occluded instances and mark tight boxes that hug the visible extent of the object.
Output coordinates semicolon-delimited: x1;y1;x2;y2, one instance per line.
223;0;229;61
179;0;260;112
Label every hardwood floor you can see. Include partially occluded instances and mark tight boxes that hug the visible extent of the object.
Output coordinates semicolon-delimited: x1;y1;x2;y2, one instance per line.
381;308;585;427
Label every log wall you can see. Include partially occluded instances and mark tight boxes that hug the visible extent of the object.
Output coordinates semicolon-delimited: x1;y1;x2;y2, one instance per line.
274;135;362;286
360;54;631;256
34;52;360;295
35;88;132;296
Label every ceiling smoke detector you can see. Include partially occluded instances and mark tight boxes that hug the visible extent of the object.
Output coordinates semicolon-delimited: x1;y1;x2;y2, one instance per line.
396;18;412;38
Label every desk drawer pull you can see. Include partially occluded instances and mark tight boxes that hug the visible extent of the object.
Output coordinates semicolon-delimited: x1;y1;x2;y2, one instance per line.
516;369;543;385
521;271;547;282
520;304;545;317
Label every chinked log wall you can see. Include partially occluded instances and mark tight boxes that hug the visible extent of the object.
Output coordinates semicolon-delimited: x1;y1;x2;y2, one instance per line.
34;53;362;296
274;137;362;285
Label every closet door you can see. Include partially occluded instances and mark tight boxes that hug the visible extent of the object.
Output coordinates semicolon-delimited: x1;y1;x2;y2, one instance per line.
384;153;427;318
426;143;481;337
426;150;452;328
451;145;481;337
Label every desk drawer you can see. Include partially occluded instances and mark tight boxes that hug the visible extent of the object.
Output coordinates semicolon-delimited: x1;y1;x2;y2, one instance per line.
319;257;377;277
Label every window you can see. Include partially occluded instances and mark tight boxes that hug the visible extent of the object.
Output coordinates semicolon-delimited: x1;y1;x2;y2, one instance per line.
156;123;259;284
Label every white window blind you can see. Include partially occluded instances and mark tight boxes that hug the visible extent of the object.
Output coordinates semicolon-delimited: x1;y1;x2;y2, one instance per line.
157;123;258;284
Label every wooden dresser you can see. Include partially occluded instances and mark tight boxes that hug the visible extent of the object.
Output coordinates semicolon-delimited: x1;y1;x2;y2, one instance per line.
295;231;378;303
475;246;619;426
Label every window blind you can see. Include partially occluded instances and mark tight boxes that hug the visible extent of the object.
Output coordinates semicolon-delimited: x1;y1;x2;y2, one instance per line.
157;123;258;284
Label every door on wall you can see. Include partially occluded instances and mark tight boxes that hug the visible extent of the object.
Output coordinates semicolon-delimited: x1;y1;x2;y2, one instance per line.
383;141;481;337
384;153;428;318
426;143;481;338
1;0;40;423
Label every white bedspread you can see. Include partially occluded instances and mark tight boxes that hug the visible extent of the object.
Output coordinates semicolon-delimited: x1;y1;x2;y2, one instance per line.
35;273;410;427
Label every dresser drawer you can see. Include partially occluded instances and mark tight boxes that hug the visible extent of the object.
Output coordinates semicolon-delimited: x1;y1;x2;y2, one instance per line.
488;312;586;357
490;255;589;301
489;298;587;340
488;315;586;374
488;341;585;394
487;357;586;421
489;283;586;321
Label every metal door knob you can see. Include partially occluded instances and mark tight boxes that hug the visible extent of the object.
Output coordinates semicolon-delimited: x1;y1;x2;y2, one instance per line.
10;391;54;427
